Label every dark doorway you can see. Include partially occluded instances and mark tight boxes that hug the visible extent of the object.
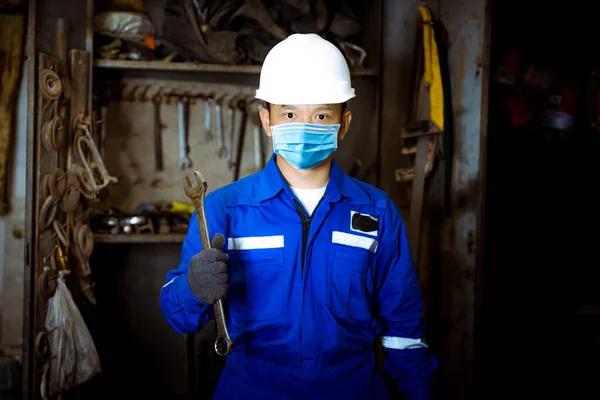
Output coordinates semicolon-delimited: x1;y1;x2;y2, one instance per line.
479;1;600;398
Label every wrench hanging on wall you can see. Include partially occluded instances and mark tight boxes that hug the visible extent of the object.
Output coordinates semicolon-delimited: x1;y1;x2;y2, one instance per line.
203;93;214;142
247;100;266;170
215;94;227;158
233;98;248;182
152;91;164;171
226;95;239;170
177;95;193;170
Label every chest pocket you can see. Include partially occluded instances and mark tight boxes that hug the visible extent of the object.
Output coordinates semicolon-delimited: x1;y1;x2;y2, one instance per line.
327;247;375;324
226;248;285;322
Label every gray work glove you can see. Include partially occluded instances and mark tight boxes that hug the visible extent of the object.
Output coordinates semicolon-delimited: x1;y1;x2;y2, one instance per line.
187;233;229;305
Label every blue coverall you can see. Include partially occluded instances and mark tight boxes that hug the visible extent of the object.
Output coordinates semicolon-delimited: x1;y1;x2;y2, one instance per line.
160;154;439;399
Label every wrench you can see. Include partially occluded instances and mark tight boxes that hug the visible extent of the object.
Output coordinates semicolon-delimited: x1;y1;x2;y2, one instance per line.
253;124;261;169
183;171;234;357
152;92;164;171
226;96;239;169
177;95;193;170
204;93;214;142
215;95;226;158
248;101;265;169
233;99;249;182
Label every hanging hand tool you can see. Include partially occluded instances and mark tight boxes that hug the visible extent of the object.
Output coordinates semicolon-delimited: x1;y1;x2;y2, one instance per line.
152;91;164;171
257;104;267;169
253;123;261;169
396;6;440;268
73;115;118;193
247;100;266;170
183;170;234;357
177;95;193;170
395;6;453;275
204;93;214;142
138;85;150;102
233;99;248;182
226;96;239;170
99;104;107;159
215;94;227;158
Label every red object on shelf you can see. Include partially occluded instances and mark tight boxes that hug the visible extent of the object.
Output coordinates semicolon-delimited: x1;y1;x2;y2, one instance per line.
506;92;535;127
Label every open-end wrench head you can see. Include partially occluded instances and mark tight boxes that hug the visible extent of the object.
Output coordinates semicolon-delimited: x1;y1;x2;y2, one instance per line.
193;170;207;189
151;92;162;105
183;170;207;198
215;93;228;105
178;158;193;170
228;95;240;108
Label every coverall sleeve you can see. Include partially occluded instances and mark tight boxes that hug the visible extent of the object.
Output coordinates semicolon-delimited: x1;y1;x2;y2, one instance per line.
374;202;439;400
159;193;227;334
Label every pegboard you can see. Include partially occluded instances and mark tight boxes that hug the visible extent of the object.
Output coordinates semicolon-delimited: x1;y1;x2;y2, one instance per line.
98;77;270;213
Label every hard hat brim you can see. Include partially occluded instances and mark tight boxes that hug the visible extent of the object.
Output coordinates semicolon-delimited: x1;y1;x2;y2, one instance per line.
255;90;356;105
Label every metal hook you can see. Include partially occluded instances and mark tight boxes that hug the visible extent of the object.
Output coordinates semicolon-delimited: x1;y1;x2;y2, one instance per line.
163;89;177;105
123;85;140;102
138;85;151;102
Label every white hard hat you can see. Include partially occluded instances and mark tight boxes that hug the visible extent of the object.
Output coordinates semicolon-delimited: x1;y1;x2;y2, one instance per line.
255;33;356;105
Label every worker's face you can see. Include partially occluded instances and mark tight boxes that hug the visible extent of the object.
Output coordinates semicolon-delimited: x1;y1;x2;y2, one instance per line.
259;104;352;141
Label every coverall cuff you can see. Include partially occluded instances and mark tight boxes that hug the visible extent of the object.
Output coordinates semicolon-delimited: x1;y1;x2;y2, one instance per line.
400;386;432;400
175;274;203;308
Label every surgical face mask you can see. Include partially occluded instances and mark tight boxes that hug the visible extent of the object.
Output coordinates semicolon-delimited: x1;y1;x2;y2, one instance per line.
270;122;340;170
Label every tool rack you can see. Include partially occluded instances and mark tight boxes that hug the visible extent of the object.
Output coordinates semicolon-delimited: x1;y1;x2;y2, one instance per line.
22;1;385;399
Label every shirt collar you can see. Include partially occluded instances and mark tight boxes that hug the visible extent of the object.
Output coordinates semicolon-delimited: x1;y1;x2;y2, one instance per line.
256;154;371;203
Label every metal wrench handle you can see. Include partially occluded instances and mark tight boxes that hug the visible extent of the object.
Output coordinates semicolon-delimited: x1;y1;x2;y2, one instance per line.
226;105;234;163
215;102;224;157
204;96;213;141
152;94;163;171
177;96;192;169
183;171;233;356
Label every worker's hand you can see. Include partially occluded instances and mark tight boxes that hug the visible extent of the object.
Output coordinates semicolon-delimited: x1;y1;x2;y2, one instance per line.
187;233;229;305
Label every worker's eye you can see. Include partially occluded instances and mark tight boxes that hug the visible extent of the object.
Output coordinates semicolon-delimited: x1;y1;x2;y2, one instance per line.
316;114;328;121
284;112;295;119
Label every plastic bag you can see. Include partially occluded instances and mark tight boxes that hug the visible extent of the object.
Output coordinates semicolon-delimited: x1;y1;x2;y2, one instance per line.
44;269;101;397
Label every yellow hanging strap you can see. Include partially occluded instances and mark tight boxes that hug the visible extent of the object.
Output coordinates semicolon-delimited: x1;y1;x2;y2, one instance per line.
418;6;444;132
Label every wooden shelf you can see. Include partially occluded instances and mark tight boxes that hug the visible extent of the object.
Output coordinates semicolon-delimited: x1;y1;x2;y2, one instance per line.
93;233;186;244
93;59;379;76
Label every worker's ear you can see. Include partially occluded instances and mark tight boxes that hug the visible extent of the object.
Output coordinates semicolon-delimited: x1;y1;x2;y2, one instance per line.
338;110;352;141
259;106;272;137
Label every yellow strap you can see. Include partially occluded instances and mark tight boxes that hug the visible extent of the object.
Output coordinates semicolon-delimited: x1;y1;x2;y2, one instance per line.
418;6;444;131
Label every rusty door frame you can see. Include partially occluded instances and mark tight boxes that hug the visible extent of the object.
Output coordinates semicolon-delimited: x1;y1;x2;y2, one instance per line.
22;0;38;398
22;1;93;399
427;0;492;397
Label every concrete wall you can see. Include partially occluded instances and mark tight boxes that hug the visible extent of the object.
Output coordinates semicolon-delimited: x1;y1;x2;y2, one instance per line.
430;0;488;398
0;60;28;349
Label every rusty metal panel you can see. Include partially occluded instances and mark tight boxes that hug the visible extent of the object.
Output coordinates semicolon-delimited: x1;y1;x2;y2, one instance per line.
433;0;489;398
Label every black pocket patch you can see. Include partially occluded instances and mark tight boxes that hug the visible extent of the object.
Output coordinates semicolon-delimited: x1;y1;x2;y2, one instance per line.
351;212;378;236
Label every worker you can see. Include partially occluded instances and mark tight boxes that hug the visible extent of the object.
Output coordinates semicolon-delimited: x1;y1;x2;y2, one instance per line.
159;33;439;400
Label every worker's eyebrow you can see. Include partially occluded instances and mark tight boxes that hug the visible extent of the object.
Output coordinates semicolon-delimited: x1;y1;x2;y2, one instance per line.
280;104;296;110
313;105;335;112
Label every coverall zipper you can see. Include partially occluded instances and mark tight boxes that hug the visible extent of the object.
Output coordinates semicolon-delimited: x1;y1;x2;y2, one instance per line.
293;195;325;365
293;195;326;274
